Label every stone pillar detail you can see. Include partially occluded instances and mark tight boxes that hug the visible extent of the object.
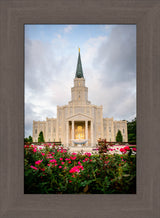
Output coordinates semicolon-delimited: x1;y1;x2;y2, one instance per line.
85;120;88;146
66;121;69;146
91;120;93;147
72;120;74;146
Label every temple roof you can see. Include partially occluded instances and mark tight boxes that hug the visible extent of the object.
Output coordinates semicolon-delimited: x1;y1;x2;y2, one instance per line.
75;49;84;78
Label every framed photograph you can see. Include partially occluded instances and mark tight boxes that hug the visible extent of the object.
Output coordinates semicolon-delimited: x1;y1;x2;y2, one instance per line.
24;24;136;194
1;0;160;217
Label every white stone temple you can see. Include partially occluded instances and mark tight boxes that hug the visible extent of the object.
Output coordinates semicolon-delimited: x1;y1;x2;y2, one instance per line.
32;49;128;147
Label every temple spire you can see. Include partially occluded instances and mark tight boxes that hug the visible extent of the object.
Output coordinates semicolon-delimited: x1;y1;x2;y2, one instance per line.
75;48;84;78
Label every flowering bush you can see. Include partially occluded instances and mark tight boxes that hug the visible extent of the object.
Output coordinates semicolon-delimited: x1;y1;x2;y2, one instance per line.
97;139;108;153
24;144;136;194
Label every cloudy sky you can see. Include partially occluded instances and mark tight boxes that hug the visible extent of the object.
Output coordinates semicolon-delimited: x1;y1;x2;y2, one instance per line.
25;24;136;138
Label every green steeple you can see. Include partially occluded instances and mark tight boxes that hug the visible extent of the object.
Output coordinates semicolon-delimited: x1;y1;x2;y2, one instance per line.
75;48;84;78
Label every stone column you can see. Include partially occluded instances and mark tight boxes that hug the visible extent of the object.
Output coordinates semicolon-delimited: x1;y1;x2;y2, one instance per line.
66;121;69;146
85;120;88;146
91;120;93;147
72;120;74;146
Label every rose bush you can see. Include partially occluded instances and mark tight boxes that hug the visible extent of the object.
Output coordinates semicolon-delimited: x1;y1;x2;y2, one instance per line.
24;144;136;194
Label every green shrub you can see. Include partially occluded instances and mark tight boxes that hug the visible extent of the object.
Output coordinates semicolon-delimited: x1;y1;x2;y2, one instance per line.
116;130;123;142
38;131;45;143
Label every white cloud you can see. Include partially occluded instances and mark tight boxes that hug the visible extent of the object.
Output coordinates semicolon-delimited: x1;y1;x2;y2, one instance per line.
56;34;61;39
64;25;73;33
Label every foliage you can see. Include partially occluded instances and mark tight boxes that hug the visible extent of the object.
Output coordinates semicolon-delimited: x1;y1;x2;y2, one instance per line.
24;144;136;194
127;118;136;144
28;136;33;142
24;138;28;144
116;130;123;142
24;135;33;144
97;139;108;154
38;131;45;143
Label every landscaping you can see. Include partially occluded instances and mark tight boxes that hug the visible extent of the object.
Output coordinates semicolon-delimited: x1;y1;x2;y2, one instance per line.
24;143;136;194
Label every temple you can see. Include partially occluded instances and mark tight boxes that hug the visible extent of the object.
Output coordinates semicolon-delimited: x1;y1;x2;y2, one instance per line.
33;50;128;146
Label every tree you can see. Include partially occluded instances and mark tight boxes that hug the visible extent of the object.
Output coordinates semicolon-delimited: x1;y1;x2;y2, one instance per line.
127;118;136;144
24;136;33;144
116;130;123;142
24;137;28;144
28;135;33;143
38;131;45;142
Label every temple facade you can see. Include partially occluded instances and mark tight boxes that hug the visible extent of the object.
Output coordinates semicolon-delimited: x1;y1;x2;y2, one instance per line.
32;50;128;146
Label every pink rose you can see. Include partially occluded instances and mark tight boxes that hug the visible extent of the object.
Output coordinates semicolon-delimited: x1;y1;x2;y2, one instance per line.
120;148;126;153
30;165;38;170
69;165;83;173
35;159;43;165
84;152;91;157
49;159;57;163
33;148;37;153
70;156;76;160
124;146;130;151
72;152;77;155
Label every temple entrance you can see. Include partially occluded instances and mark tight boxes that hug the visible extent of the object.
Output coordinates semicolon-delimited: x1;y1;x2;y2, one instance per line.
67;119;93;146
74;121;85;139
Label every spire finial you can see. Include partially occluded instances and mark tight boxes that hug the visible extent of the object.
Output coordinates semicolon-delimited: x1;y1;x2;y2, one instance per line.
75;49;84;78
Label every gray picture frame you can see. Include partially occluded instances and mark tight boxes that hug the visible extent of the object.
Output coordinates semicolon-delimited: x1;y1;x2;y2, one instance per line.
0;0;160;217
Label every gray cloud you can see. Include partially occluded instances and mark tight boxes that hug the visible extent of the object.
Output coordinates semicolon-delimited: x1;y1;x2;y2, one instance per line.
94;25;136;85
85;25;136;121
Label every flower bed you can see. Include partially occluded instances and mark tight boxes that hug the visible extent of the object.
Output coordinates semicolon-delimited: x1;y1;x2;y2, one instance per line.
24;144;136;194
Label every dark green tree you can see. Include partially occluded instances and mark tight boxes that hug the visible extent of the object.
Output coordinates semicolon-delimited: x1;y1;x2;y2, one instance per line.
24;137;28;143
28;135;33;143
116;130;123;142
38;131;45;142
127;118;136;144
24;136;33;144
